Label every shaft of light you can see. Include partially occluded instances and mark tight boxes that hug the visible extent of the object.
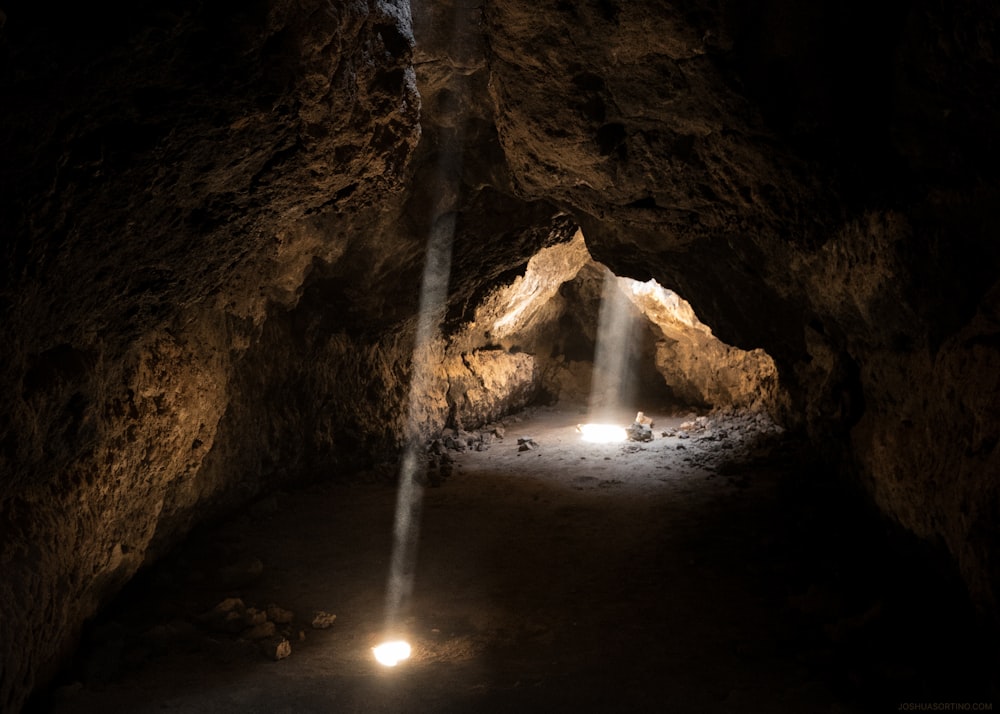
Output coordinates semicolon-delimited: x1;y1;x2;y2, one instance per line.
587;268;638;423
383;214;455;635
381;0;468;651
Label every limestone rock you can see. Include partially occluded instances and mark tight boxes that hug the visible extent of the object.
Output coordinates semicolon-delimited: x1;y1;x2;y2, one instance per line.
311;611;337;629
200;599;249;634
626;423;653;442
266;605;295;625
245;622;277;641
243;608;268;627
260;637;292;662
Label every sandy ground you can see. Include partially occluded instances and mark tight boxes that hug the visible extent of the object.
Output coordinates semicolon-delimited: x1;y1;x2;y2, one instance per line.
36;403;997;713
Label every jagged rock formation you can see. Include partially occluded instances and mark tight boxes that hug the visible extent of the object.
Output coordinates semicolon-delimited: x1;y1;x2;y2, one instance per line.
485;0;1000;627
0;1;428;708
1;0;998;710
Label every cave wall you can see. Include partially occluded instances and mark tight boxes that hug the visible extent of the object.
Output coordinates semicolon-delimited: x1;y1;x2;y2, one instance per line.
623;274;781;411
483;0;1000;618
0;1;427;709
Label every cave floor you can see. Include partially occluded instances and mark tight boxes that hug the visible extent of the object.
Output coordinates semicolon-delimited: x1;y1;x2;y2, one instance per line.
43;404;996;714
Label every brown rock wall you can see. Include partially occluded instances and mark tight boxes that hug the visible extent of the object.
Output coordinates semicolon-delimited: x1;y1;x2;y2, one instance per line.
482;0;1000;617
0;1;421;709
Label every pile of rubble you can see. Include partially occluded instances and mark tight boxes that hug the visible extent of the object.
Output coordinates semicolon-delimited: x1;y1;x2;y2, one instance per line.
430;423;506;453
196;597;337;661
424;423;507;485
661;410;783;442
658;408;786;474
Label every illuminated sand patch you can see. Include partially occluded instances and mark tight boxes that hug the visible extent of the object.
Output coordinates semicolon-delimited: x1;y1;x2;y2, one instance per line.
578;423;627;443
373;640;412;667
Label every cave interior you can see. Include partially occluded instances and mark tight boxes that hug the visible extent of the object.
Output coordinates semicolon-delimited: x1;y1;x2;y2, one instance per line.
2;0;1000;712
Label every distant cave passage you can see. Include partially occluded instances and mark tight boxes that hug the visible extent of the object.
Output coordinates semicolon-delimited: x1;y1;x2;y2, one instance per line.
443;231;781;431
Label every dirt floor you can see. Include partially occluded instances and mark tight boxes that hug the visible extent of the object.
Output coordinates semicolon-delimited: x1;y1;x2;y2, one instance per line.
34;403;998;713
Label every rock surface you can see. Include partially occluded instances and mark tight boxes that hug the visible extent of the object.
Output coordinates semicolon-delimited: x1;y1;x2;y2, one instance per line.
486;0;1000;626
0;1;423;709
1;0;999;710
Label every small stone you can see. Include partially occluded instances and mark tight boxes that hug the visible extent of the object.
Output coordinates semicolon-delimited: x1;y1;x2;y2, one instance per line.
266;605;295;624
260;636;292;661
493;426;505;439
244;608;267;626
245;621;277;640
213;597;246;614
428;439;446;455
677;432;690;440
626;423;653;442
201;598;248;633
311;611;337;629
298;630;306;642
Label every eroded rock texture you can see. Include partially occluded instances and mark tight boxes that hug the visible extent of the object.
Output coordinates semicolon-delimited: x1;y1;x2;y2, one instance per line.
485;0;1000;623
1;0;999;710
1;0;427;708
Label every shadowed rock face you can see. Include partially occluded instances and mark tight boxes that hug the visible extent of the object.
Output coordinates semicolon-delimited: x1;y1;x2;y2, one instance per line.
485;0;1000;624
0;0;426;708
1;0;999;710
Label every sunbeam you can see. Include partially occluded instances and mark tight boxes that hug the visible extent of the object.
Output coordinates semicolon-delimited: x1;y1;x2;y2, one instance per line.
381;214;455;652
378;2;468;665
586;267;638;428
